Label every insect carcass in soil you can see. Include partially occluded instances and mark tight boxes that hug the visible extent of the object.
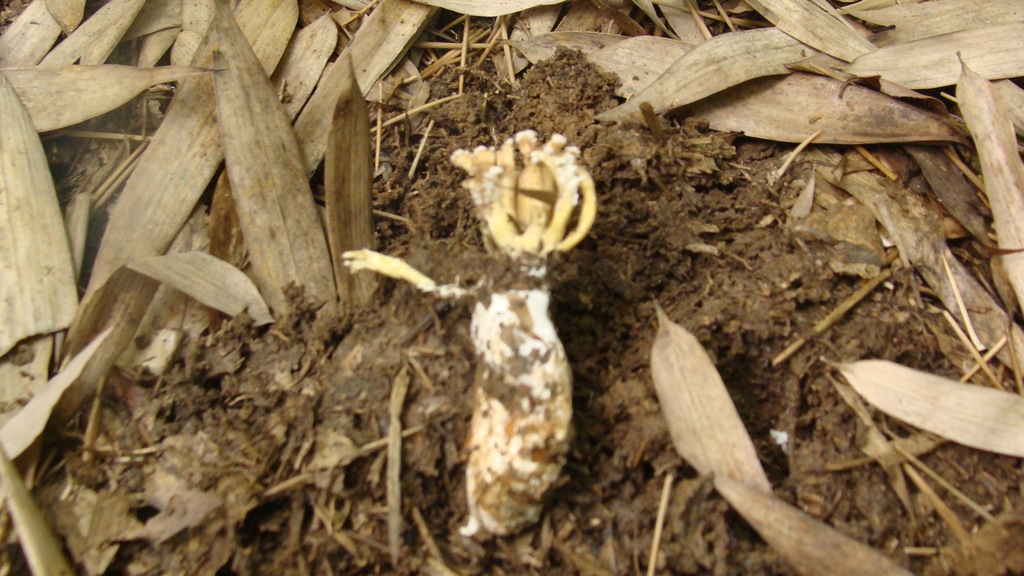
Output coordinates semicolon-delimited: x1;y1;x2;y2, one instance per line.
343;130;596;537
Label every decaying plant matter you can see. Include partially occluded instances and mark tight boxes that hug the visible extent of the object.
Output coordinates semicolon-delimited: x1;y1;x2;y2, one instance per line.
344;130;596;536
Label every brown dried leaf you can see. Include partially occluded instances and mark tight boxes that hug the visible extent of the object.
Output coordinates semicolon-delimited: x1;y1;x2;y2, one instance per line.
744;0;874;62
597;28;816;122
88;0;296;293
714;474;915;576
124;0;181;40
683;73;965;144
844;23;1024;89
40;0;146;67
2;65;206;131
126;252;273;326
957;61;1024;316
295;0;436;172
0;72;78;358
650;305;771;492
415;0;563;17
904;145;990;243
211;0;335;313
0;0;63;69
0;328;111;460
272;14;338;120
586;36;690;98
995;80;1024;139
512;31;626;64
839;360;1024;458
325;56;377;309
849;0;1023;45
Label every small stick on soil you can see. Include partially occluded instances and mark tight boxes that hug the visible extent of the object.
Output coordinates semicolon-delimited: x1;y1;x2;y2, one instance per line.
646;472;674;576
375;94;463;132
473;16;503;69
941;310;1001;388
499;17;517;86
772;128;822;183
411;507;443;560
772;266;892;366
374;84;383;174
712;0;736;32
408;119;435;181
93;142;148;207
387;366;411;565
684;0;713;40
960;335;1006;383
902;464;972;546
855;146;898;181
943;146;986;193
892;444;995;522
458;17;469;95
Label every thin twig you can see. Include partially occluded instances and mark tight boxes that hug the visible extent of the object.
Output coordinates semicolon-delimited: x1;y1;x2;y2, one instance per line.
902;464;972;547
941;310;1002;388
646;472;674;576
773;128;822;183
892;444;995;522
943;146;986;192
387;366;410;565
374;84;383;173
373;94;464;133
711;0;736;32
408;119;435;181
941;252;986;351
855;146;898;181
684;0;713;40
960;335;1006;383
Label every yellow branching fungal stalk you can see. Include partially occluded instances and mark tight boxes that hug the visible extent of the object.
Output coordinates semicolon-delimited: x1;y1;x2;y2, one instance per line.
342;131;596;538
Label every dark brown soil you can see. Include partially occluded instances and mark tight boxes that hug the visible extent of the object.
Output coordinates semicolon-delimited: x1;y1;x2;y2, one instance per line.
17;49;1024;576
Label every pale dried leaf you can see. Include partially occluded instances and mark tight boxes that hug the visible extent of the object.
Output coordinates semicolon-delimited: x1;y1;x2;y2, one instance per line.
295;0;436;172
127;252;273;325
0;336;52;430
272;14;338;120
839;360;1024;458
683;73;964;144
415;0;563;16
844;23;1024;89
957;62;1024;318
171;0;212;65
651;305;771;492
0;328;111;459
714;474;915;576
124;0;183;40
2;65;206;131
88;0;297;294
744;0;874;62
0;0;63;66
40;0;147;67
0;443;75;576
597;28;816;122
587;36;690;97
0;72;78;358
45;0;85;33
211;0;335;313
326;56;377;309
138;26;181;68
513;31;626;64
995;80;1024;139
849;0;1022;45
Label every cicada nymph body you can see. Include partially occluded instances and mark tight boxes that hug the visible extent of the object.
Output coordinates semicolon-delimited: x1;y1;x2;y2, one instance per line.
343;131;595;537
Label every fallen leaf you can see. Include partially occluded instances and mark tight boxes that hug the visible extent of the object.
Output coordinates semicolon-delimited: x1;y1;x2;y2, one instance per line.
0;0;63;66
211;0;336;313
415;0;564;16
744;0;874;62
850;0;1023;45
714;474;915;576
650;304;771;492
957;60;1024;316
512;31;626;64
45;0;85;33
844;23;1024;89
0;72;78;358
0;328;111;459
2;65;207;131
598;27;815;122
683;72;965;144
839;360;1024;458
586;35;690;98
123;0;182;40
272;13;338;120
40;0;147;66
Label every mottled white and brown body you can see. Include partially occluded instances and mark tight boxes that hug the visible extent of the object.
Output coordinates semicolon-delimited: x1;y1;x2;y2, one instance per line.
461;289;572;536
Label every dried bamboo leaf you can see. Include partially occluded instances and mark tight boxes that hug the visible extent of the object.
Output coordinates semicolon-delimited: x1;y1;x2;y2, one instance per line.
682;73;964;144
40;0;147;67
839;360;1024;458
714;474;915;576
138;27;181;68
0;73;78;359
272;14;338;120
325;56;377;309
295;0;436;172
126;252;273;325
995;80;1024;139
0;336;52;431
651;305;771;492
957;62;1024;317
45;0;85;33
828;168;1024;371
904;146;990;243
88;0;296;294
587;36;690;98
844;23;1024;89
849;0;1022;45
414;0;563;16
124;0;182;40
743;0;874;62
211;0;336;313
171;0;212;66
0;0;64;67
512;31;626;64
2;65;207;132
0;444;75;576
0;328;111;460
597;28;816;122
839;0;924;12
